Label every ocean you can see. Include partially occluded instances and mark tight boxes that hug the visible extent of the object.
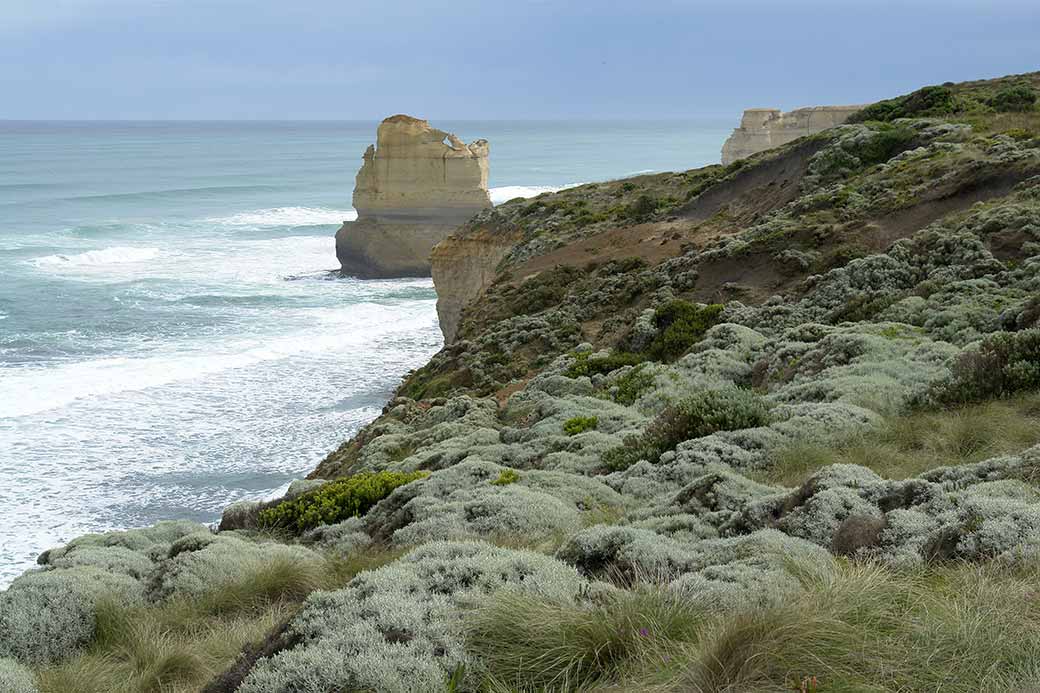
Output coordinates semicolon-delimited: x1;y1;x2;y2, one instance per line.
0;119;730;585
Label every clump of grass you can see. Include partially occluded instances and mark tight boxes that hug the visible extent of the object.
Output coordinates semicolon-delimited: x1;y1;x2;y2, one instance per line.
755;392;1040;487
468;585;705;692
470;560;1040;693
257;470;428;533
183;555;327;617
34;544;404;693
606;388;772;471
675;560;1040;693
563;416;598;436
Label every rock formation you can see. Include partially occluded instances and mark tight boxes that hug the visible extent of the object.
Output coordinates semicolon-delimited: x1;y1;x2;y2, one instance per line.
336;115;492;278
720;105;864;164
431;222;522;343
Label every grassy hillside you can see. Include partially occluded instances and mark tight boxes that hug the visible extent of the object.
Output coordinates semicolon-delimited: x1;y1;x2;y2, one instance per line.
3;71;1040;693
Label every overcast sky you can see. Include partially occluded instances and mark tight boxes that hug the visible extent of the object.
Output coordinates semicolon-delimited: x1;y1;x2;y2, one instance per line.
1;0;1037;120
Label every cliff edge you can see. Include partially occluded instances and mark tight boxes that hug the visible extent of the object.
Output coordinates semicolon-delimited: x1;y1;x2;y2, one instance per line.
721;104;864;164
7;72;1040;693
336;115;492;278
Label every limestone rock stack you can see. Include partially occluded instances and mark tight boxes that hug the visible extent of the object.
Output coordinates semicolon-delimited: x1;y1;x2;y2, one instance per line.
336;115;492;278
720;105;864;164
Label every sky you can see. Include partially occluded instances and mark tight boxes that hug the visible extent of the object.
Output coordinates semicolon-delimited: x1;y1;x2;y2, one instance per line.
1;0;1038;120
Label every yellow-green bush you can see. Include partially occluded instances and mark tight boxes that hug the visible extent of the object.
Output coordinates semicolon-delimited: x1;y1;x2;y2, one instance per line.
491;469;520;486
563;416;598;436
257;471;428;533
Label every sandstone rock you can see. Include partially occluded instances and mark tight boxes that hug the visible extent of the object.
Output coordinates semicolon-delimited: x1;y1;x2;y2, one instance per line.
431;223;522;342
336;115;492;278
721;105;864;165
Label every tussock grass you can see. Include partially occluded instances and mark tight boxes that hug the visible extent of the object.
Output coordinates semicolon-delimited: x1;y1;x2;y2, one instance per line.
468;585;705;692
756;392;1040;487
469;560;1040;693
956;111;1040;138
673;560;1040;693
34;545;405;693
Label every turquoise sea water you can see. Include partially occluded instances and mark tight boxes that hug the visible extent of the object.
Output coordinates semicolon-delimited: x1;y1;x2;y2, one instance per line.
0;119;730;584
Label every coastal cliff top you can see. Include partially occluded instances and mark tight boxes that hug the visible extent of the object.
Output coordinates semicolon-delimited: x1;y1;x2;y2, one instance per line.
8;71;1040;693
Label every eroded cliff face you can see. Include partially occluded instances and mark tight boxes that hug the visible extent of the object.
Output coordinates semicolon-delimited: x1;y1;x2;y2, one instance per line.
430;224;522;342
336;115;492;278
720;105;864;164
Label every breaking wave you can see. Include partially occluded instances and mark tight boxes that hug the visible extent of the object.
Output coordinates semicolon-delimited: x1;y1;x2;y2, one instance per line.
207;207;357;227
31;246;161;268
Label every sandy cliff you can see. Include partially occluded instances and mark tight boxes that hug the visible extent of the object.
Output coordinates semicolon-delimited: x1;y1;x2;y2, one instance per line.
430;222;522;342
720;105;864;164
336;115;492;278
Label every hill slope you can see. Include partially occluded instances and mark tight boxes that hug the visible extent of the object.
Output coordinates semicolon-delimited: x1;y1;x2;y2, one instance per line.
4;72;1040;693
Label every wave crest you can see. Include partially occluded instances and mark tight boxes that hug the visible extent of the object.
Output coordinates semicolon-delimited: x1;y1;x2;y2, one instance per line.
207;207;357;227
32;247;161;268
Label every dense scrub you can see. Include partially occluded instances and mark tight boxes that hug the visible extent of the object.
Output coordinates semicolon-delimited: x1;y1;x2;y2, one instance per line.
257;470;429;533
5;71;1040;692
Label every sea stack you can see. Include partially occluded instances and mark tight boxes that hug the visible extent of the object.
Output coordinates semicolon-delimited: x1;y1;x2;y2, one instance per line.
720;105;865;164
336;115;492;278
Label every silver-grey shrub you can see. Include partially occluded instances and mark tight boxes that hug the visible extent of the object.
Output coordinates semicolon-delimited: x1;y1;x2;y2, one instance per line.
237;541;585;693
147;533;325;601
0;657;38;693
0;566;142;665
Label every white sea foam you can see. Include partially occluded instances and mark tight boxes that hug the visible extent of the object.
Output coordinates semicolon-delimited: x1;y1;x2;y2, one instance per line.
0;296;437;420
208;207;357;227
489;184;579;205
31;246;161;268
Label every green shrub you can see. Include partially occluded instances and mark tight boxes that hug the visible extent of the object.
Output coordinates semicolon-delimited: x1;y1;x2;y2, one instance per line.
988;86;1037;113
612;256;648;273
563;416;598;436
257;471;428;533
491;469;520;486
856;126;916;165
612;366;655;405
605;388;772;470
646;301;725;362
851;85;956;122
827;294;898;323
512;265;584;316
623;195;658;221
925;329;1040;405
565;351;644;378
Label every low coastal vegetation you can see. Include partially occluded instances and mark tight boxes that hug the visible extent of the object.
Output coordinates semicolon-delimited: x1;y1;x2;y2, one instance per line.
4;71;1040;692
256;470;429;533
756;391;1040;487
469;559;1040;693
604;388;772;470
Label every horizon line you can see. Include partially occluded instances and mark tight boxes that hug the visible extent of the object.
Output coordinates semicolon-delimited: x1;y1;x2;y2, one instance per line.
0;116;738;124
